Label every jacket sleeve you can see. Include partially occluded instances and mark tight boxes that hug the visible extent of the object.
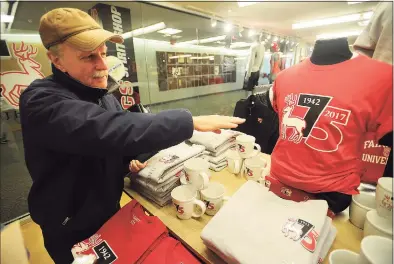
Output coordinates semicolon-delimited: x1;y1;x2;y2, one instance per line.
20;89;194;157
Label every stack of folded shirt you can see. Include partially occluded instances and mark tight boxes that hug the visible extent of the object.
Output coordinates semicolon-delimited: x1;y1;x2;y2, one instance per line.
188;130;241;171
200;151;229;172
130;142;205;206
201;181;337;264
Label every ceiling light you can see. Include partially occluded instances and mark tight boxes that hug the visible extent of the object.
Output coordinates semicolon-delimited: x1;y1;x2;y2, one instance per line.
225;23;233;32
362;11;373;20
211;18;217;27
163;34;171;37
347;0;370;4
200;35;226;44
157;28;182;35
248;29;256;37
178;35;226;45
358;20;370;26
1;33;41;42
122;22;166;39
169;54;192;60
292;11;374;29
172;35;182;39
237;1;258;7
1;14;13;23
316;30;362;39
230;42;253;49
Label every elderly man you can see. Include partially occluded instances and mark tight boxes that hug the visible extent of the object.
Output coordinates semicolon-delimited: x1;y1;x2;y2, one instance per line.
19;8;244;263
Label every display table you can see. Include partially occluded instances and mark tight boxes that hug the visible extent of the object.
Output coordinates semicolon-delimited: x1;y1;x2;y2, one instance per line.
123;153;363;264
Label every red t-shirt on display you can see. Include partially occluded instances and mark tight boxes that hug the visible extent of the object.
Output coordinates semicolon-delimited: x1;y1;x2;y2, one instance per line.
270;54;393;195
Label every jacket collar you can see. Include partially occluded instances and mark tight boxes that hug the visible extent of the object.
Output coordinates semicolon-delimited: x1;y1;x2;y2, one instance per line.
52;64;108;100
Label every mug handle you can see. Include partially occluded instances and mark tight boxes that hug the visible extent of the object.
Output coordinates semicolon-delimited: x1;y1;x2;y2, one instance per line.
192;199;206;217
234;160;241;173
199;172;210;189
254;143;261;153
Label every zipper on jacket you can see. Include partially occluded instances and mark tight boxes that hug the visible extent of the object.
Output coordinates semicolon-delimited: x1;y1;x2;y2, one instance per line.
135;232;168;264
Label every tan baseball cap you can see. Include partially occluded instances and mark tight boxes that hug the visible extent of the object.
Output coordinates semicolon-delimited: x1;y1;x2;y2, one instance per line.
39;8;123;51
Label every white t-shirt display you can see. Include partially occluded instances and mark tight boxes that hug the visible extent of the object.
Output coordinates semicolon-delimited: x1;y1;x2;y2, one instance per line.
201;181;336;264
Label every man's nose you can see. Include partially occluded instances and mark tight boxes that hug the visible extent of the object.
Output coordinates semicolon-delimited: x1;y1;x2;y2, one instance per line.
96;56;108;70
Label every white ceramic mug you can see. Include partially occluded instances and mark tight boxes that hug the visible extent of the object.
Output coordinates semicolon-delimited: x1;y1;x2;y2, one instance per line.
349;193;376;229
226;149;243;174
171;185;206;220
376;177;393;220
243;156;267;182
363;210;392;239
236;135;261;158
358;235;393;264
184;158;210;190
329;249;359;264
200;182;229;216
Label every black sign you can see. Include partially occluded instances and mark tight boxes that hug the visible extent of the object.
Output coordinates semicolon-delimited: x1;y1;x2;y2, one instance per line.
93;241;118;264
89;3;140;109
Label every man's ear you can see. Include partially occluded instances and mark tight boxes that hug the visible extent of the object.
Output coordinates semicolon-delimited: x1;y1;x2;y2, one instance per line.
47;51;66;72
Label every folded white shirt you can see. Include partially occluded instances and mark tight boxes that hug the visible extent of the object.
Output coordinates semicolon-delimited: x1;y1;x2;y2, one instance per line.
132;170;184;193
317;225;337;264
201;181;329;264
138;143;205;183
209;161;227;172
211;142;236;157
201;151;228;165
188;130;241;152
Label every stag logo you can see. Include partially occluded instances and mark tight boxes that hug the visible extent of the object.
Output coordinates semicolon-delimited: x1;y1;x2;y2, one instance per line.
281;94;306;144
1;42;45;108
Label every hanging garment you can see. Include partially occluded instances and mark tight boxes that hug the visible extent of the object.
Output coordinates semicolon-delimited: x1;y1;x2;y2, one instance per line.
233;90;279;154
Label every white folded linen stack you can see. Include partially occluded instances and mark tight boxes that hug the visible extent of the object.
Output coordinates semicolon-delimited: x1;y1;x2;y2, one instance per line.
189;130;241;171
201;181;337;264
130;142;205;206
188;129;240;155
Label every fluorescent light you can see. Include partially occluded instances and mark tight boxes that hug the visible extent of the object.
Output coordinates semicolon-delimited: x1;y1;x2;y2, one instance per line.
179;35;226;45
200;35;226;44
347;0;370;4
316;30;362;39
237;1;258;7
292;11;373;29
358;20;370;26
248;29;256;37
230;42;253;49
1;33;41;42
211;18;217;27
122;22;166;39
225;23;233;32
1;14;13;23
171;35;182;39
169;54;192;60
157;28;182;35
362;11;373;20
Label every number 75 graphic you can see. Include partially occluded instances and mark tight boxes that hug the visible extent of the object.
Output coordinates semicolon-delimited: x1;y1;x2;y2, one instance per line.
297;94;351;153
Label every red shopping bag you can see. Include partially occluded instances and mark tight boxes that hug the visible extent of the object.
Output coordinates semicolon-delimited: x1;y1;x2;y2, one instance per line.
360;133;391;184
71;200;200;264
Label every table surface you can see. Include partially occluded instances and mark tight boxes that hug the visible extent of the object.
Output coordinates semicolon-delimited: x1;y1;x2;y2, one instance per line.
123;153;363;264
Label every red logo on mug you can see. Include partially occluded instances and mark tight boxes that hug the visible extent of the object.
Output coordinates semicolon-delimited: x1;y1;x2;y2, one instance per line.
246;168;253;176
238;144;245;153
174;203;184;214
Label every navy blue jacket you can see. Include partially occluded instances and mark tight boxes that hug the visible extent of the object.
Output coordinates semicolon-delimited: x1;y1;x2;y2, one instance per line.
19;65;193;234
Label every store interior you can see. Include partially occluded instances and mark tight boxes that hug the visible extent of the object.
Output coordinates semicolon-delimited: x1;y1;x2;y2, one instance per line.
0;1;392;264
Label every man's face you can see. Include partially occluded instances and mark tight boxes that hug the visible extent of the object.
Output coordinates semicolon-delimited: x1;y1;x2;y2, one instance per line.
52;43;109;89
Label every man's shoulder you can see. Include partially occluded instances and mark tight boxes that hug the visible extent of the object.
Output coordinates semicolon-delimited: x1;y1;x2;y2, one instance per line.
20;76;75;108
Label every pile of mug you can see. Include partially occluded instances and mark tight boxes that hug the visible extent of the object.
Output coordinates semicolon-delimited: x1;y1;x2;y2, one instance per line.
171;157;229;220
227;134;269;182
329;177;393;264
